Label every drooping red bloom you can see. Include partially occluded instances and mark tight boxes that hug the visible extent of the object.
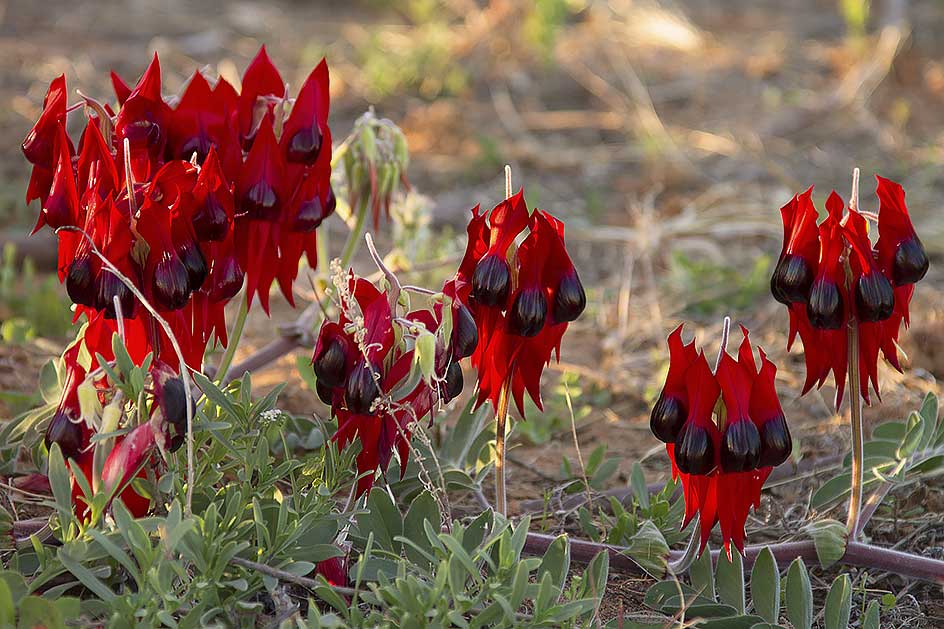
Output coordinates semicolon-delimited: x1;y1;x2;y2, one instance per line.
651;325;791;555
450;190;585;414
771;177;928;407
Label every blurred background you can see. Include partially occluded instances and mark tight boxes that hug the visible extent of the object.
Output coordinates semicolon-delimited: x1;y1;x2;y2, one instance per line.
1;0;944;606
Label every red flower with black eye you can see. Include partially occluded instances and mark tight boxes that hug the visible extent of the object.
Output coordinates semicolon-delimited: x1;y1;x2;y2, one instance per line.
450;190;585;415
771;177;927;407
114;54;170;183
654;325;790;555
23;74;70;207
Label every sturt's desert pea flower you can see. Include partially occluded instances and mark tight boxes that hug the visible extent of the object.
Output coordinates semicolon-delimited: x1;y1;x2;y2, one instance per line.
650;325;792;555
771;177;928;407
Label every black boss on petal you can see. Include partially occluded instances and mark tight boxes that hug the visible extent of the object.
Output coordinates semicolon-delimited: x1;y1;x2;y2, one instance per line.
452;304;478;359
440;361;463;403
314;338;348;388
806;279;844;330
209;256;244;302
758;414;792;468
177;240;208;291
855;271;894;323
192;191;229;241
316;380;334;405
509;287;547;337
95;271;135;319
770;254;814;305
649;395;687;444
720;420;762;473
291;195;326;232
286;125;323;165
160;377;191;428
66;255;96;307
554;271;586;322
893;237;929;286
45;411;83;459
178;134;212;165
471;254;511;307
674;423;716;475
345;361;380;415
153;253;191;311
242;181;279;221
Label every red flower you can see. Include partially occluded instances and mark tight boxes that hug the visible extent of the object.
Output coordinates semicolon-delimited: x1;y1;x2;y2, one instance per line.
771;177;928;407
450;191;585;414
651;326;791;554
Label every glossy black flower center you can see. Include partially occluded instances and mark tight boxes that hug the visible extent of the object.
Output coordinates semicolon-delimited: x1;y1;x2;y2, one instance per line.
440;361;464;404
177;240;208;291
286;125;323;165
675;423;715;475
153;253;191;311
316;380;335;405
160;377;192;428
650;395;687;443
509;287;547;337
192;192;229;242
314;338;348;388
854;271;894;323
720;420;761;472
893;237;929;286
45;411;83;459
806;279;843;330
757;414;792;468
291;195;326;232
66;255;96;307
345;361;380;415
471;254;511;307
452;304;478;360
95;271;135;319
554;272;586;322
209;256;244;303
770;254;813;305
241;181;279;221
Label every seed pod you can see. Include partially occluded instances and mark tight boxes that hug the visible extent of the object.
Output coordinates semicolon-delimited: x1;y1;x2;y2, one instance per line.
192;191;229;241
316;380;335;406
806;279;843;330
854;271;894;323
674;423;715;475
757;414;792;468
177;239;208;292
95;271;135;319
66;254;96;306
451;304;478;359
152;252;191;310
893;237;929;286
649;395;686;443
45;411;83;459
720;421;762;472
770;254;813;305
292;195;326;232
286;125;323;164
209;255;244;302
471;254;511;307
509;287;547;337
241;181;279;221
440;361;463;403
345;361;379;415
554;271;586;322
314;338;348;388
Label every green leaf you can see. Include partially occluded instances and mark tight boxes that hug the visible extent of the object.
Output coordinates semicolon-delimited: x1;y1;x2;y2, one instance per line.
823;574;852;629
57;545;116;603
46;445;73;525
38;359;62;405
810;473;851;511
785;558;812;629
0;579;13;628
898;411;926;459
806;519;847;569
538;534;570;596
630;463;650;510
414;330;437;382
862;600;881;629
749;547;779;623
355;488;403;553
581;550;609;601
18;596;66;629
403;490;440;567
689;545;715;601
623;521;669;577
716;551;745;614
0;572;27;603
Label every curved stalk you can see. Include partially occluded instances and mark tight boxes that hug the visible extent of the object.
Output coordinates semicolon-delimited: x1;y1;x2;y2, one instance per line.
215;298;249;385
494;377;512;515
845;167;865;538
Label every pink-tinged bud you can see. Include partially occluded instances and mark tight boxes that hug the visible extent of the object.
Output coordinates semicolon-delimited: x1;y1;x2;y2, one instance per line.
101;424;156;499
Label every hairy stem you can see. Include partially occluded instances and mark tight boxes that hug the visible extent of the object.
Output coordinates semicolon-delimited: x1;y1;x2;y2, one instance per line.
494;377;511;516
845;167;865;538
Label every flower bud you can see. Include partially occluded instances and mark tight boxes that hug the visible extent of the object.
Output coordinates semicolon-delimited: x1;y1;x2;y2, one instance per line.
152;252;191;310
674;423;715;475
345;361;379;414
509;287;547;337
649;395;686;443
66;255;96;306
893;237;929;286
854;271;894;323
314;338;348;388
757;414;792;468
440;361;463;403
209;255;244;302
95;271;135;320
451;304;478;360
720;421;761;472
45;410;84;459
471;254;511;307
192;191;229;241
177;239;208;291
554;271;586;323
770;254;813;305
286;125;323;164
806;279;843;330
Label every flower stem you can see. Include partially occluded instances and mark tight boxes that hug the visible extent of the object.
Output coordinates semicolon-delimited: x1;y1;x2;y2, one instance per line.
845;167;865;538
494;376;512;516
215;298;249;385
340;197;370;269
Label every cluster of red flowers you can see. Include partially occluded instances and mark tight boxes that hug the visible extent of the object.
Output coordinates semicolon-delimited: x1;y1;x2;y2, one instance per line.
312;272;478;495
650;326;792;554
23;48;333;517
447;190;586;414
771;177;928;406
